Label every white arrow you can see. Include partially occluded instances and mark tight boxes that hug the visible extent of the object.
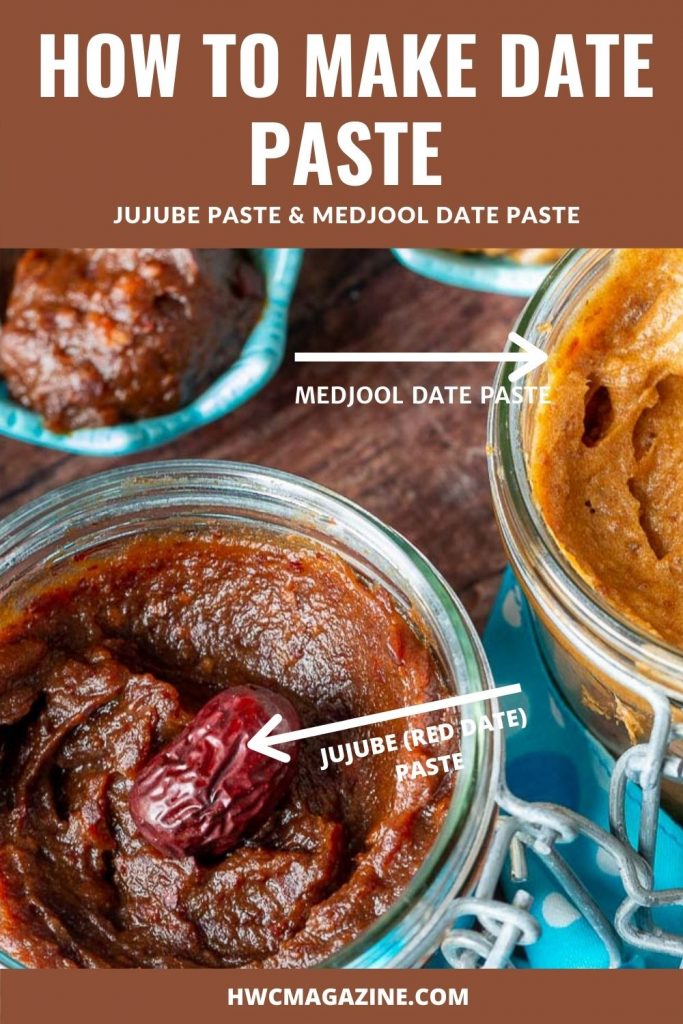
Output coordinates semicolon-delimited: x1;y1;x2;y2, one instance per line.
248;682;522;763
295;332;547;383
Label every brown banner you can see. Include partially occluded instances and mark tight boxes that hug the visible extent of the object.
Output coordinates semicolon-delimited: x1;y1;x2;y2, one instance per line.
1;968;681;1024
0;0;680;246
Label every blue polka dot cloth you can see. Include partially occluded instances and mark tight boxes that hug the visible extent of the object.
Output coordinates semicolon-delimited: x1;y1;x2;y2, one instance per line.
478;570;683;968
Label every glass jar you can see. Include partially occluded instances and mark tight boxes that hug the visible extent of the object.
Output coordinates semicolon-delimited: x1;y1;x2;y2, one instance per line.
0;461;500;969
488;249;683;818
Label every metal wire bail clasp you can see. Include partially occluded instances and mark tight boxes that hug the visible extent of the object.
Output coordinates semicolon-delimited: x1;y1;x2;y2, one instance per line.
441;670;683;969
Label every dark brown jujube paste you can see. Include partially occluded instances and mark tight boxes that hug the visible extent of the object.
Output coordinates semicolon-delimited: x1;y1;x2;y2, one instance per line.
0;529;456;968
0;249;264;432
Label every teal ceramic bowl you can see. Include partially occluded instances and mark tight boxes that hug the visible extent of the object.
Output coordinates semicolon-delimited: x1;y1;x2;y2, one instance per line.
0;249;302;456
392;248;559;298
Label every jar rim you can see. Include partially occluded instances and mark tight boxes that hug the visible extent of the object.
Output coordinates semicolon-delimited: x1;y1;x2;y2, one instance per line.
0;460;500;969
488;249;683;701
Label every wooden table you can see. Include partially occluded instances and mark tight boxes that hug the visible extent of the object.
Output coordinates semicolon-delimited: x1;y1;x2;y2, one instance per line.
0;250;524;633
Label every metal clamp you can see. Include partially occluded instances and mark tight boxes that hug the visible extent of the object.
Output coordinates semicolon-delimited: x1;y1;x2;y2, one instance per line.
441;675;683;969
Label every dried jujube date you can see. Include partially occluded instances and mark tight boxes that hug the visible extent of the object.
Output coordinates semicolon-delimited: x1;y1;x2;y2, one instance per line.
129;685;299;858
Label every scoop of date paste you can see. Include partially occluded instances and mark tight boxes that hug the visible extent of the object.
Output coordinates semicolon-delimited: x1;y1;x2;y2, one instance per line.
0;249;264;431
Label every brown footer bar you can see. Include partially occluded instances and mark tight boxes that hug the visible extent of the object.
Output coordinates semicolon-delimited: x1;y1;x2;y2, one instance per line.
1;968;680;1024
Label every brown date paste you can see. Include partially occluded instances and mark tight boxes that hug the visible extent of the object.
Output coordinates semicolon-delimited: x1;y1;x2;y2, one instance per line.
0;530;455;968
0;249;264;432
530;248;683;647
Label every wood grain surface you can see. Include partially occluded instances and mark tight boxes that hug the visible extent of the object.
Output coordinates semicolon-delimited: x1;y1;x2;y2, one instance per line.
0;250;524;632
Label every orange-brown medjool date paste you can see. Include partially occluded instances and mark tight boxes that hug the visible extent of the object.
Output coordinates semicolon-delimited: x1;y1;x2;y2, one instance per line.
530;248;683;647
0;529;454;968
